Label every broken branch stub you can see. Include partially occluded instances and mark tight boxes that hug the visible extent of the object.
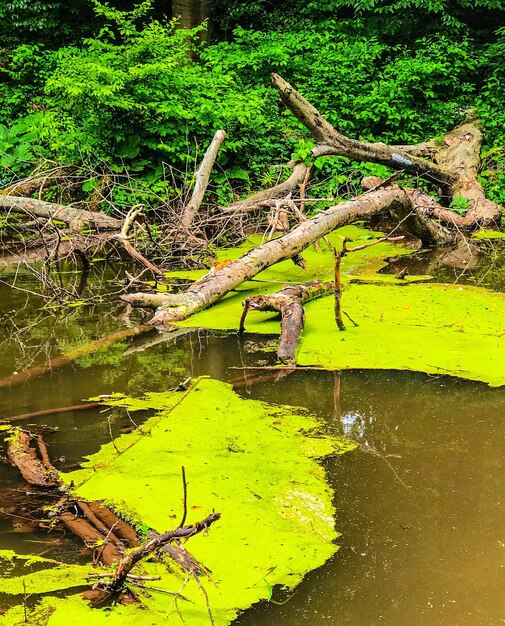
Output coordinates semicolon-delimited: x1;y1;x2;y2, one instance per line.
240;281;334;364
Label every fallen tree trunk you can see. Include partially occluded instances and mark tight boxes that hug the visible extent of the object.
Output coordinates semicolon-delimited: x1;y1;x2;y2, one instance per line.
224;75;500;228
123;188;453;326
239;281;333;364
271;73;454;190
0;196;123;232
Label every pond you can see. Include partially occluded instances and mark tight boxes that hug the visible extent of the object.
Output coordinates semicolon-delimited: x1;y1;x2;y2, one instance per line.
1;244;505;625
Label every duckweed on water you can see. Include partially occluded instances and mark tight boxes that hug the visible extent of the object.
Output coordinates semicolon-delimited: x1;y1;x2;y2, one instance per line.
164;226;505;387
1;378;354;625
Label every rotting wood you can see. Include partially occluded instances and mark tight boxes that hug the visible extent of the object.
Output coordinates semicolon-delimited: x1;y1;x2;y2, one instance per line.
6;429;60;487
239;281;334;364
3;426;140;567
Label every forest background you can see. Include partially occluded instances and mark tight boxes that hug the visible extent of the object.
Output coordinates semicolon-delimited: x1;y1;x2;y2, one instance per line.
1;0;504;224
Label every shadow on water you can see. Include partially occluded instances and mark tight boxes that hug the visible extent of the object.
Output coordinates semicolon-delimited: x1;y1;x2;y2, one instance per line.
1;255;505;625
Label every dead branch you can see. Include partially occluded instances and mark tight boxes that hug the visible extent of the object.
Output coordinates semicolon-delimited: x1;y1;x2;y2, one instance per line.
118;206;163;276
222;161;310;214
111;512;221;592
180;130;226;228
2;427;141;566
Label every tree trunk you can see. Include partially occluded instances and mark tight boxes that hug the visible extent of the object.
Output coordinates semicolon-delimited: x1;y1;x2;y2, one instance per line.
172;0;209;29
270;74;501;228
0;196;122;232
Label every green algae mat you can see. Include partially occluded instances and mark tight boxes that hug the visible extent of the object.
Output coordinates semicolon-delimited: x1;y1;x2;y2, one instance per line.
0;378;354;625
166;225;505;387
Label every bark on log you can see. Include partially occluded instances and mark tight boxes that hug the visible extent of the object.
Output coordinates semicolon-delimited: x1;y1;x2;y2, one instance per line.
433;120;501;227
0;196;122;232
239;281;334;364
180;130;226;228
122;188;453;326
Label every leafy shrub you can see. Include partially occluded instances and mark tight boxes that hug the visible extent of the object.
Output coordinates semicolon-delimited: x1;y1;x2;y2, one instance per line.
0;113;47;185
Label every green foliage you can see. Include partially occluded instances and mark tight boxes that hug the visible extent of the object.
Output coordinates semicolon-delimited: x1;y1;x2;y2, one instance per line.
38;3;266;176
449;195;472;216
0;45;58;124
0;0;94;46
0;0;503;213
0;113;47;184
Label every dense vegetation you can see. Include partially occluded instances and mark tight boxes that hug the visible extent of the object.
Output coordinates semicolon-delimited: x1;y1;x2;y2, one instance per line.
1;0;504;210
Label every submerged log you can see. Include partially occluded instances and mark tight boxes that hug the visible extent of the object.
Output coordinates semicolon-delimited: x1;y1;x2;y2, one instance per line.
239;281;333;364
3;427;140;566
0;324;153;390
6;429;60;487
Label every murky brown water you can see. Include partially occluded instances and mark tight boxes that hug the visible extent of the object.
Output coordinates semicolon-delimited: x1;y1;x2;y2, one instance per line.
1;256;505;625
